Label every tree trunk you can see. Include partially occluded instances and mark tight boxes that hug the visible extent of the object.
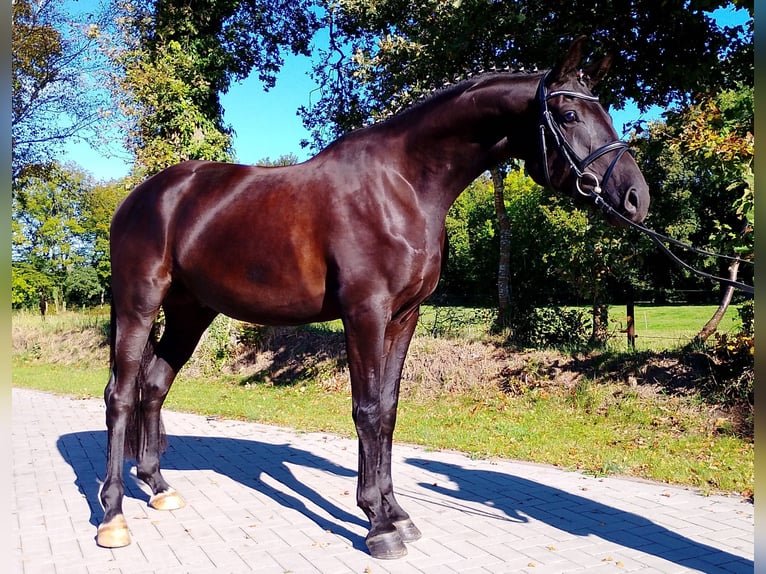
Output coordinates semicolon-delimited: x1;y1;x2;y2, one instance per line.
693;258;741;344
491;167;511;329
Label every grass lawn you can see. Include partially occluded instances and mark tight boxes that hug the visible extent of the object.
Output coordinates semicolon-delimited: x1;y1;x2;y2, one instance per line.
11;304;753;496
620;304;740;351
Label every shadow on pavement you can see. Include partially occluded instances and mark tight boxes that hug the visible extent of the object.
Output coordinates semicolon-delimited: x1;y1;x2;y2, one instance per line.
56;431;368;552
405;457;752;573
54;430;751;571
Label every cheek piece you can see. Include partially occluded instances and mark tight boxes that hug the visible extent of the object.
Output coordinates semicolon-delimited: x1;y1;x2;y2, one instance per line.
537;71;632;202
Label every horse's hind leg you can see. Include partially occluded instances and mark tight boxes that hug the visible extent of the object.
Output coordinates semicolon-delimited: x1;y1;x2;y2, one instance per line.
134;297;217;510
98;307;160;548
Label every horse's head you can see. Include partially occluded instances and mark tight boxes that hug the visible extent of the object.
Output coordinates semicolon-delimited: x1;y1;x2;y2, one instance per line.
525;37;650;224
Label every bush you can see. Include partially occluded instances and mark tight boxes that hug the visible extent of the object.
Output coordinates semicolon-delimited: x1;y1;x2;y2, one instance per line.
12;263;52;309
738;300;753;336
700;300;754;407
510;306;591;349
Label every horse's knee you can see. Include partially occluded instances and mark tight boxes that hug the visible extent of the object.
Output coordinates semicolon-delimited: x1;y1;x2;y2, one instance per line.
352;400;382;431
357;483;382;516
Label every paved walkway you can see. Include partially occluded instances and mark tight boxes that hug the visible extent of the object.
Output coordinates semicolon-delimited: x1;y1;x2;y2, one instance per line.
12;388;753;573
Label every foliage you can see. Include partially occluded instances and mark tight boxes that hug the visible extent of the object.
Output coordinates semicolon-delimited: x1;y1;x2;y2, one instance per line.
438;169;646;344
110;18;234;174
11;263;53;309
64;266;105;307
698;300;753;408
12;0;111;182
631;84;754;298
671;86;754;258
11;161;130;307
510;306;591;350
107;0;320;175
12;162;92;276
301;0;751;147
81;179;134;292
440;175;497;304
737;299;753;335
255;153;301;167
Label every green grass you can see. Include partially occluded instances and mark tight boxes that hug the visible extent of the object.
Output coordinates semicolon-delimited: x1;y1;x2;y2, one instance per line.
12;305;753;496
616;304;741;351
12;358;753;495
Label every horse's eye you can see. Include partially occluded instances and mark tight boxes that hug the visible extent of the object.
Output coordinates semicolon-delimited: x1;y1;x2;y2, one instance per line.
562;111;578;123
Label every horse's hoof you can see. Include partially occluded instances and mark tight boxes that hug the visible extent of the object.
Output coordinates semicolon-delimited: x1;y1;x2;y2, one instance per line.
96;515;131;548
366;530;408;559
148;488;185;510
393;518;422;542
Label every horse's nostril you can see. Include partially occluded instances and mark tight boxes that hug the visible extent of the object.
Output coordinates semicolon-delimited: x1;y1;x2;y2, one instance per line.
624;188;640;214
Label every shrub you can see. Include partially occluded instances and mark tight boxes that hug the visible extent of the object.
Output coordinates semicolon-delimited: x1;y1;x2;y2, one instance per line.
699;300;754;408
64;266;104;307
510;306;591;349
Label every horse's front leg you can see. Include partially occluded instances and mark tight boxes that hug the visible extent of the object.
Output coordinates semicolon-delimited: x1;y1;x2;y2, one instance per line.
343;306;420;559
378;309;422;543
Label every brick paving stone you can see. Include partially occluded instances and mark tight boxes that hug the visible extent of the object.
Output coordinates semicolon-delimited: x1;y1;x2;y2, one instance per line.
13;388;754;573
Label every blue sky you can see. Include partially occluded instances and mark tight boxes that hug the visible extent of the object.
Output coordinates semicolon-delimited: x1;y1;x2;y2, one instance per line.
60;5;750;181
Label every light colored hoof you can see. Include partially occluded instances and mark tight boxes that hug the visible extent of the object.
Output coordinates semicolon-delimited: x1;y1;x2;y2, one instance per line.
148;488;185;510
96;515;131;548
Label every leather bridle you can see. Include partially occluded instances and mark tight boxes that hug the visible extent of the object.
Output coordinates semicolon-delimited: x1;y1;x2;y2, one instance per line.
537;71;632;200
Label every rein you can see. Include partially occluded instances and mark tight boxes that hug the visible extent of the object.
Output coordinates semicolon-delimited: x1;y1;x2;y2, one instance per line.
589;192;754;296
537;72;754;297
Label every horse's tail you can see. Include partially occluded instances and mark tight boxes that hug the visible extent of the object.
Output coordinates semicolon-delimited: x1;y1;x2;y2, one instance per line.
108;304;167;460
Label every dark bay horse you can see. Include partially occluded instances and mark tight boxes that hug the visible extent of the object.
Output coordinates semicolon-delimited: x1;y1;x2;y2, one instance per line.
97;38;650;559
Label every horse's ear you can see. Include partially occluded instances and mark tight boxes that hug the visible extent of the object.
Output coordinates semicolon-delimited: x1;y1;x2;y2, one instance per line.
548;36;588;84
581;53;614;89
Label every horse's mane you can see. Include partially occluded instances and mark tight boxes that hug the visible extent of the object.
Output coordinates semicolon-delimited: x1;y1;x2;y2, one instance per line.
379;68;542;124
320;68;541;152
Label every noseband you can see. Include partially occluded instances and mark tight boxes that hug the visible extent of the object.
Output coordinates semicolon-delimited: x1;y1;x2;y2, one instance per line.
538;71;631;200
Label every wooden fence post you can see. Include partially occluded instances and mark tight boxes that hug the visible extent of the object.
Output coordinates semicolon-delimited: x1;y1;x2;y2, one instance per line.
626;301;636;349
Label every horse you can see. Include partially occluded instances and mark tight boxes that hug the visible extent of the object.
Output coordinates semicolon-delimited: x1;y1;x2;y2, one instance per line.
97;37;650;559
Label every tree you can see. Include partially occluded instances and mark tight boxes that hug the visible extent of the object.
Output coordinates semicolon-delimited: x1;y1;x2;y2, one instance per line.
491;167;512;327
12;162;94;278
64;266;105;307
632;85;753;338
295;0;751;338
107;0;320;175
675;87;753;341
11;263;53;310
256;153;300;167
81;178;134;293
301;0;752;147
12;0;111;182
440;174;497;304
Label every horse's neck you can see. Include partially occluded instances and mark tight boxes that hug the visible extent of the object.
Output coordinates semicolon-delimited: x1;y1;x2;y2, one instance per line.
395;74;540;216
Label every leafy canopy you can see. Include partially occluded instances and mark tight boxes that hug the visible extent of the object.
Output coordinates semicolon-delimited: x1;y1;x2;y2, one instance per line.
301;0;752;147
109;0;320;175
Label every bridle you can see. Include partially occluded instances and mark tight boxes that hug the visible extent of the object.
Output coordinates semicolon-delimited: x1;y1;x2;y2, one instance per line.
537;70;631;199
537;71;754;296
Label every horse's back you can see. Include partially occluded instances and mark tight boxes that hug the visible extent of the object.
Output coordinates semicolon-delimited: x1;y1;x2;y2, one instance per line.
111;160;340;323
110;155;443;324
